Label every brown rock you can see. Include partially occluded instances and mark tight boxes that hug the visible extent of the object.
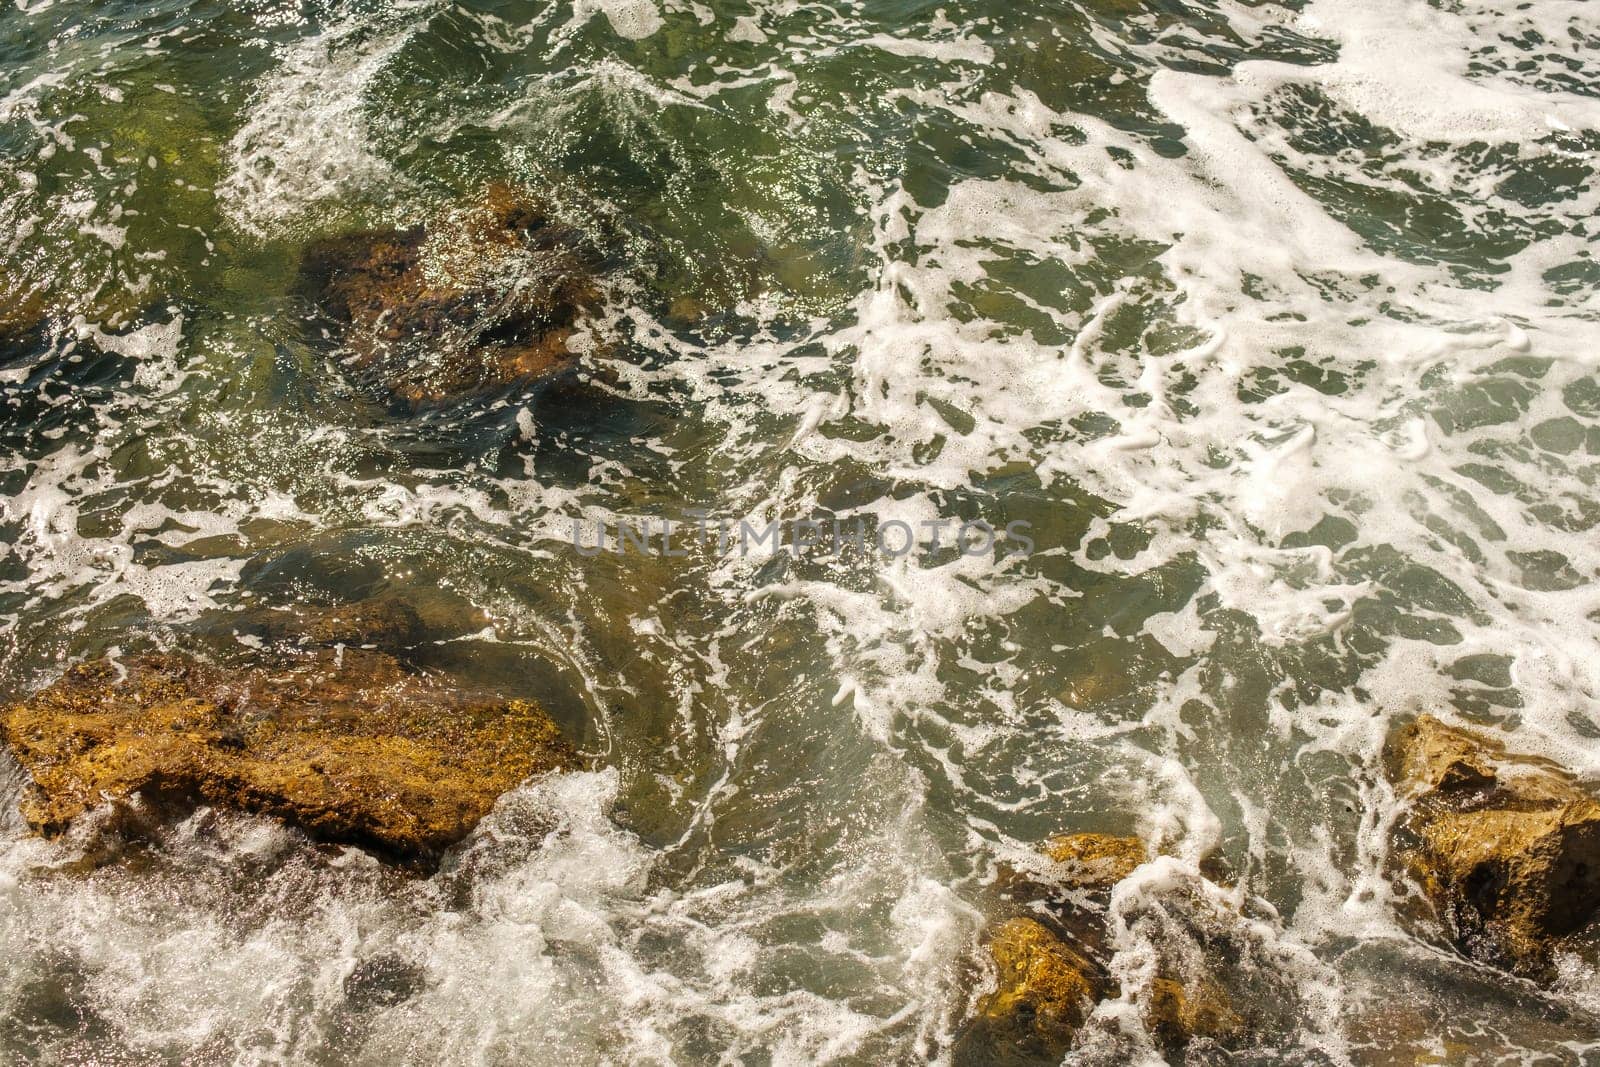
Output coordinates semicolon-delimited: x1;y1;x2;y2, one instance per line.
1042;832;1147;894
224;596;428;651
300;598;426;648
299;183;600;406
995;832;1147;959
0;264;156;342
1384;714;1600;974
971;917;1102;1060
1;651;579;864
0;274;49;345
997;832;1145;903
1143;975;1246;1052
968;836;1261;1060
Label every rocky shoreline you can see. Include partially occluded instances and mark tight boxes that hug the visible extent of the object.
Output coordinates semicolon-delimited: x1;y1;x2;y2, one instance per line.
946;715;1600;1061
2;182;608;871
3;183;606;868
5;180;1600;1057
14;630;1600;1056
2;647;579;866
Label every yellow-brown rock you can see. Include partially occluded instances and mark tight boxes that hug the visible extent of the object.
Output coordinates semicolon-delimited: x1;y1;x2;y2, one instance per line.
994;832;1147;963
1042;832;1147;894
1384;714;1600;974
973;917;1102;1060
966;834;1259;1061
1;650;579;864
1143;975;1246;1052
298;183;600;406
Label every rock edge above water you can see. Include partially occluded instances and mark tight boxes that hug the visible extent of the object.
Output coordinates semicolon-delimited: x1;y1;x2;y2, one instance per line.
1385;713;1600;976
960;833;1244;1063
1;649;580;865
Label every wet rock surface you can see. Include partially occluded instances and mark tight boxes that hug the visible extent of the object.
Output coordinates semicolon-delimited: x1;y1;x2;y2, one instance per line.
1385;714;1600;976
1040;831;1147;895
0;278;47;350
1;649;580;865
0;263;161;346
967;916;1103;1062
1143;974;1245;1053
343;954;428;1011
958;833;1254;1064
298;183;601;406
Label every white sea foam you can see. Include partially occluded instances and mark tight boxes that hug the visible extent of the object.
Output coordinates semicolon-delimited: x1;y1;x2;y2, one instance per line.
571;0;664;42
652;0;1600;1050
219;22;418;234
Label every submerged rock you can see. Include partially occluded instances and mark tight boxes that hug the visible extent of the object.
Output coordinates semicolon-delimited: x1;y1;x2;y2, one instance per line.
1;650;579;864
0;275;47;347
222;594;430;651
1385;714;1600;975
298;183;601;406
1144;974;1246;1052
343;954;427;1011
0;268;153;350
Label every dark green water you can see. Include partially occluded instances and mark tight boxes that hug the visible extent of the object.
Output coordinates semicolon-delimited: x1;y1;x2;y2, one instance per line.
1;0;1600;1062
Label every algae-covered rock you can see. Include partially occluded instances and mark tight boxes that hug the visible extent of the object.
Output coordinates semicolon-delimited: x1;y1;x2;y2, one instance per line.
298;183;601;406
1;650;580;864
966;835;1267;1061
223;595;428;651
998;832;1146;905
1042;832;1147;894
1385;714;1600;975
1143;973;1247;1052
967;917;1102;1061
972;831;1260;1062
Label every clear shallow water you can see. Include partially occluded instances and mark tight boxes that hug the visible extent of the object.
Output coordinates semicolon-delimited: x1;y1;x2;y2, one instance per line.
1;0;1600;1062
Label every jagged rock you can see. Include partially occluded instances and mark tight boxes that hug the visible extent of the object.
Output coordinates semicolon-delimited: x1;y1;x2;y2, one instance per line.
965;834;1261;1061
298;183;600;406
1384;714;1600;975
1112;868;1320;1059
967;917;1103;1062
1;650;579;864
997;832;1148;958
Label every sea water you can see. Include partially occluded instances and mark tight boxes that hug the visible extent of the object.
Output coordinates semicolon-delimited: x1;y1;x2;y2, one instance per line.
1;0;1598;1062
